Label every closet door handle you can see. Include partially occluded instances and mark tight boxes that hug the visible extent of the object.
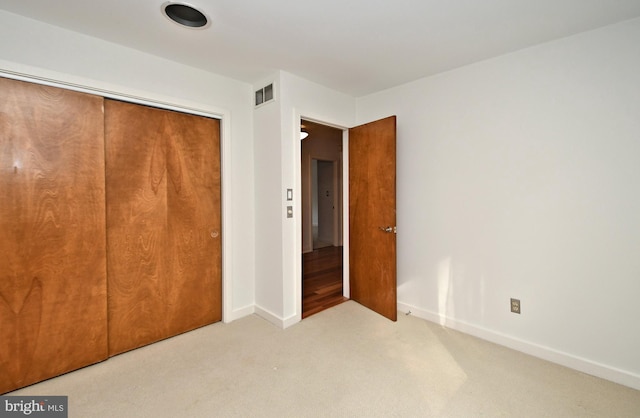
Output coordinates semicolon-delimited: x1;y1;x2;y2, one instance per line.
210;230;219;238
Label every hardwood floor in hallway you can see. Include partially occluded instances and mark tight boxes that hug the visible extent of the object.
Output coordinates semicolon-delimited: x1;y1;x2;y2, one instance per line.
302;246;348;318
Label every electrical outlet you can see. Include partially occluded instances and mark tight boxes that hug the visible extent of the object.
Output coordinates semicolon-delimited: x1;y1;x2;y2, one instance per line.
510;298;521;314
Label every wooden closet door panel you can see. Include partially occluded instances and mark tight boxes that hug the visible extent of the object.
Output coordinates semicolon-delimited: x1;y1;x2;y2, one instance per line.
105;101;169;355
165;111;222;335
0;77;108;393
105;100;221;356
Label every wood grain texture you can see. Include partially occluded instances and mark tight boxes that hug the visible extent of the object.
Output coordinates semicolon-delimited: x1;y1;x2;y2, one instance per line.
0;77;108;393
105;100;221;356
349;116;397;321
302;246;347;318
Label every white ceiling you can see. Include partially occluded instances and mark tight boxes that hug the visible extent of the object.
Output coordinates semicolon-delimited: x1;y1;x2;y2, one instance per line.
2;0;640;96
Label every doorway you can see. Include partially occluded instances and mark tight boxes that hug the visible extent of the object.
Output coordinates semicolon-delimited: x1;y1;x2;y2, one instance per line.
301;119;347;318
312;159;337;249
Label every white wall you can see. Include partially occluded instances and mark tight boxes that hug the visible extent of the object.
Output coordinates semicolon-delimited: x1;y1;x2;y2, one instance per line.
0;10;256;321
252;71;355;326
253;74;285;321
356;18;640;389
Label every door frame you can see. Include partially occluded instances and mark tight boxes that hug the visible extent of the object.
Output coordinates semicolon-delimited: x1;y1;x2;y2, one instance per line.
309;157;341;250
296;114;350;321
0;70;233;324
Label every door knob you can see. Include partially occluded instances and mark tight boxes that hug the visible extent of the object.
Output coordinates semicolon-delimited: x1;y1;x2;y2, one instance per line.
378;226;397;233
210;230;219;238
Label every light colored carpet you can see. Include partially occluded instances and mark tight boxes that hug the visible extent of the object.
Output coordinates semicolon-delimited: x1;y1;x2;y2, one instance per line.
9;301;640;417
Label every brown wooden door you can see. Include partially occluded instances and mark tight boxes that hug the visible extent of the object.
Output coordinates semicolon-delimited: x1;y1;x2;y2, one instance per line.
105;100;221;356
0;78;108;392
349;116;397;321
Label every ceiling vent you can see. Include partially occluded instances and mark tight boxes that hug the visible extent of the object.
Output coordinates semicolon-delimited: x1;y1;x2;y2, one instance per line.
255;83;274;107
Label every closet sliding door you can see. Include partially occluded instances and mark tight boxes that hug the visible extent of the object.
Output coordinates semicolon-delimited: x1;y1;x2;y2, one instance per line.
0;78;108;393
105;100;221;356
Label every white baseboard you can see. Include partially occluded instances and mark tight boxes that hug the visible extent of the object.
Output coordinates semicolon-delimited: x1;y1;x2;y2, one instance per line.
254;305;301;329
398;302;640;391
282;313;301;329
225;305;255;323
253;305;281;328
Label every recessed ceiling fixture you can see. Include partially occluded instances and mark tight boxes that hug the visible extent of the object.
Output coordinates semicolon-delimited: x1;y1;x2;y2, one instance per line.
162;2;210;29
